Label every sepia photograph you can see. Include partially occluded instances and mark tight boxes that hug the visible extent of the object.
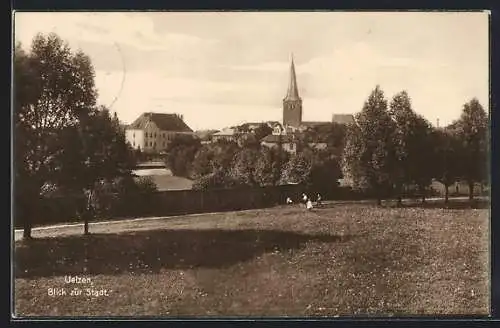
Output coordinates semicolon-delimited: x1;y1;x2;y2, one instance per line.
12;11;490;318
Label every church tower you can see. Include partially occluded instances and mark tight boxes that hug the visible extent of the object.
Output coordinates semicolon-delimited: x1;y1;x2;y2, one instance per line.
283;54;302;128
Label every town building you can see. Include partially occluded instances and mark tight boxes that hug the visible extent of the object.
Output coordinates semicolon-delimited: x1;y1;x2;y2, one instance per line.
195;130;219;144
261;123;327;154
261;133;297;154
238;121;281;133
125;112;194;153
211;127;238;143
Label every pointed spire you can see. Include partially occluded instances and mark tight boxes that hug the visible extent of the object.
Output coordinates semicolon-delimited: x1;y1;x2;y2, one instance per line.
285;53;300;101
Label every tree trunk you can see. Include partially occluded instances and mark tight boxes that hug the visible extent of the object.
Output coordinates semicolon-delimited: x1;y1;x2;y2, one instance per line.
22;189;39;240
83;188;94;235
22;216;32;240
468;181;474;201
396;182;403;207
84;219;89;235
420;185;426;204
444;183;450;204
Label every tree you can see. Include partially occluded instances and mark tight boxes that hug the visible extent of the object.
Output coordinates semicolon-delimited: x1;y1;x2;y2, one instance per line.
389;91;434;205
54;106;136;234
280;149;314;185
165;134;201;178
254;147;288;187
191;146;217;179
191;140;239;179
451;98;489;200
432;127;462;203
14;33;97;239
253;123;273;141
192;170;240;190
236;133;260;149
309;149;343;196
342;123;369;190
191;140;241;189
341;86;396;205
280;147;341;197
304;122;347;155
211;140;240;172
230;148;260;186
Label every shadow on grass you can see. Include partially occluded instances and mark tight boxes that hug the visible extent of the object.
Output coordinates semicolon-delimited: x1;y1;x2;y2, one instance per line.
15;229;352;279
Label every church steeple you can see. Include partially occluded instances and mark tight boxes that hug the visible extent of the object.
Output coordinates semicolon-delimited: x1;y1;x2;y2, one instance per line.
285;53;300;101
282;53;303;128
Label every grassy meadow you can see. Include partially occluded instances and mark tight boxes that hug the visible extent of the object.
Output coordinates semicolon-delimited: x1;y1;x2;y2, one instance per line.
14;200;490;317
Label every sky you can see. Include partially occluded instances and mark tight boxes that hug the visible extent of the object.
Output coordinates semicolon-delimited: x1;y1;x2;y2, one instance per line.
14;11;489;131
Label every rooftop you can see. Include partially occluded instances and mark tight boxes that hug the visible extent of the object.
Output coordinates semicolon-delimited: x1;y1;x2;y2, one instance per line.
332;114;355;125
128;112;193;132
213;127;237;136
261;134;295;143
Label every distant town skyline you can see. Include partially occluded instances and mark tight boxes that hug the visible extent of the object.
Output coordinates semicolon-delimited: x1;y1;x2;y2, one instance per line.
14;11;489;131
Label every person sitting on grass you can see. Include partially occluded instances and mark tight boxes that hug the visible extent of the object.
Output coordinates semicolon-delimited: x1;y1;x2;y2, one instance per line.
306;198;314;211
316;193;322;207
286;197;293;205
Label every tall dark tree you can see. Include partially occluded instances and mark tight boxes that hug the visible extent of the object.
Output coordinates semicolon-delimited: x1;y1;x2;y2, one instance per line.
230;148;260;186
342;122;369;190
341;86;396;205
165;134;201;178
451;98;489;200
280;150;314;186
432;127;462;203
53;106;136;234
389;91;434;204
254;147;288;187
191;140;239;188
253;123;273;141
305;122;347;155
14;33;97;239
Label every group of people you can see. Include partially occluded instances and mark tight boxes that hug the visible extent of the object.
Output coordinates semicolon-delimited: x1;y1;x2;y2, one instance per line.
286;193;322;210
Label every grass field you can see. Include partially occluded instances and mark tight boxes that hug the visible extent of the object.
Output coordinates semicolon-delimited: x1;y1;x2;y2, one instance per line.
133;168;193;191
14;201;490;317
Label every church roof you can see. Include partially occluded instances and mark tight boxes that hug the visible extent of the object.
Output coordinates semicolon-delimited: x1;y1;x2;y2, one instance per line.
284;55;301;101
332;114;355;125
128;112;193;132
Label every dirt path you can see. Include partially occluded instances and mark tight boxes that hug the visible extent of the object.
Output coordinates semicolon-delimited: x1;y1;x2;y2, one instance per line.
14;197;484;241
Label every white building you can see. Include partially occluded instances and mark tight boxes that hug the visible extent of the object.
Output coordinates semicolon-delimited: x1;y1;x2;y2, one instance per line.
125;112;194;153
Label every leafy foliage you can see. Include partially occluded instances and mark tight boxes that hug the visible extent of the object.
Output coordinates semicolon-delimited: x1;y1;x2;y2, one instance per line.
192;170;241;191
431;128;462;202
14;34;99;238
389;91;434;201
303;122;347;155
254;147;288;187
450;98;489;199
342;86;397;202
165;134;201;178
253;123;273;141
14;33;136;238
229;148;261;186
280;150;314;185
